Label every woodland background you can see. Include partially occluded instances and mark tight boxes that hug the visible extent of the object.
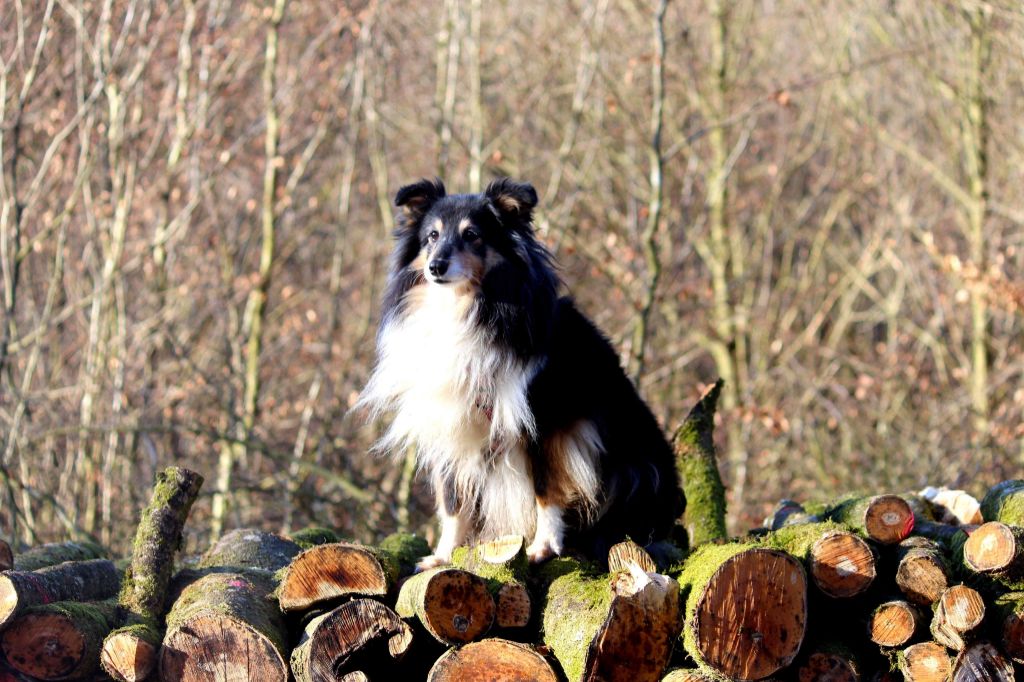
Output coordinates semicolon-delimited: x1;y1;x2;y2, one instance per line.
0;0;1022;555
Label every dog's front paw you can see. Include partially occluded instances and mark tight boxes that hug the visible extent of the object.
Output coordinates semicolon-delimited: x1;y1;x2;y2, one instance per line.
415;554;452;572
526;537;562;563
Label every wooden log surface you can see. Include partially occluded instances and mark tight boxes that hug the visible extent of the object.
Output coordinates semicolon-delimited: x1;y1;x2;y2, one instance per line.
765;523;875;598
931;584;985;651
869;600;925;648
826;495;915;545
452;535;532;629
895;537;950;605
427;638;558;682
899;642;952;682
395;567;495;646
963;521;1024;577
951;641;1014;682
0;559;120;628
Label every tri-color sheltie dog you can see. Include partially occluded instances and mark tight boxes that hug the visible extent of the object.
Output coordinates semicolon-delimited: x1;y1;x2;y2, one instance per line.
359;177;684;568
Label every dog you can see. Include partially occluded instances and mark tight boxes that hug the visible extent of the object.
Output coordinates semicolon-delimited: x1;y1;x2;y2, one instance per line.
358;177;684;568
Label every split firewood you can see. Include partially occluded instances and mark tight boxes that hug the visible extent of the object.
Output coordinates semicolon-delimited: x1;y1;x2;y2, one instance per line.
427;638;558;682
159;571;288;682
676;544;806;680
981;480;1024;525
826;495;915;545
395;567;495;645
543;558;680;682
764;522;876;598
0;539;11;572
951;641;1014;682
930;584;985;650
962;521;1024;586
100;466;203;682
452;535;532;628
869;599;926;648
11;540;106;572
992;591;1024;663
290;598;413;682
1;599;120;681
895;537;950;605
0;559;120;628
198;527;302;572
607;538;657;574
674;380;726;546
919;487;982;525
278;532;429;613
898;642;952;682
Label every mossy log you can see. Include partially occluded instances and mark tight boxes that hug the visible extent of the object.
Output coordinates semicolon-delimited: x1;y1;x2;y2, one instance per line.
895;537;950;605
674;380;725;546
101;466;202;682
198;528;301;572
676;543;807;681
452;535;531;628
542;560;680;682
898;642;952;682
912;520;968;545
992;591;1024;663
1;599;119;680
159;571;288;682
951;641;1014;682
279;533;429;613
427;638;558;682
981;480;1024;526
930;584;985;651
0;559;120;628
395;567;495;645
762;500;818;530
763;522;875;598
290;598;412;682
869;600;926;648
963;522;1024;583
288;526;341;549
0;539;11;572
826;495;914;545
12;540;106;572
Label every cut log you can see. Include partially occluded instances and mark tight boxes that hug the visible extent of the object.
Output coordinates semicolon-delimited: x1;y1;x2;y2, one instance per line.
452;536;531;628
765;523;875;598
1;599;119;680
427;638;558;682
930;584;985;651
673;380;723;546
543;560;680;682
288;526;341;548
12;540;106;572
898;642;952;682
0;539;11;572
607;539;657;574
763;500;818;531
993;591;1024;663
102;466;202;682
951;641;1014;682
919;487;982;525
826;495;914;545
159;571;288;682
869;600;925;648
290;598;412;682
395;567;495;645
963;521;1024;578
981;480;1024;525
796;648;860;682
895;537;950;605
198;528;301;572
0;559;120;628
912;520;968;544
662;671;711;682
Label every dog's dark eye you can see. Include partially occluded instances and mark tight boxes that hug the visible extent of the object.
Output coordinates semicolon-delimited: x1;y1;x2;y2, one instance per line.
427;229;439;243
463;228;480;242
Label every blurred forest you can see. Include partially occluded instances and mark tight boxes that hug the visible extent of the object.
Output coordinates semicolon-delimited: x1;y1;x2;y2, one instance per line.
0;0;1022;555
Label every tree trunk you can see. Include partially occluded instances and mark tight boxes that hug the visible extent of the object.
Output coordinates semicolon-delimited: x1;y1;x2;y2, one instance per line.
764;522;876;598
930;585;985;651
869;600;926;648
951;642;1014;682
676;543;806;680
395;567;495;645
160;571;288;682
427;638;558;682
452;535;531;628
278;533;428;612
543;560;680;682
199;528;301;572
981;480;1024;525
0;559;120;628
898;642;951;682
673;380;725;546
12;540;106;571
895;537;950;605
101;466;203;682
1;599;119;680
290;598;412;682
826;495;914;545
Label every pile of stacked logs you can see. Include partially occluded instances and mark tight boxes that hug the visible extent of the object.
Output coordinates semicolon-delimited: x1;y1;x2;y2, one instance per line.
2;383;1024;681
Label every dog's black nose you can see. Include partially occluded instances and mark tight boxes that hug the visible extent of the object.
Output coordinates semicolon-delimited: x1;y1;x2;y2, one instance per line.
428;260;448;277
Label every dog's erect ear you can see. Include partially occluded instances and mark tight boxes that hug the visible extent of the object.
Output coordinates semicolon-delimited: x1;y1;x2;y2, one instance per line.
485;178;538;223
395;178;446;222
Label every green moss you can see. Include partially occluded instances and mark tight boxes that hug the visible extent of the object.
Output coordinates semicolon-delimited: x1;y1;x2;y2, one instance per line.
762;522;848;560
379;532;431;572
982;480;1024;525
12;539;107;571
288;527;340;549
541;565;615;681
673;381;726;546
451;539;528;585
105;619;162;647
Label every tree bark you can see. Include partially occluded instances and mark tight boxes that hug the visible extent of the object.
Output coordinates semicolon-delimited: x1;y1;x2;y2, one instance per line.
0;559;120;628
951;641;1013;682
895;537;950;605
395;567;495;645
199;528;301;572
12;540;106;572
1;599;119;680
673;380;725;546
427;638;558;682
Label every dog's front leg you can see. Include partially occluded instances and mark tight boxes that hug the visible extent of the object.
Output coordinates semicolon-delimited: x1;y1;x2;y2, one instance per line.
417;474;470;571
526;500;565;563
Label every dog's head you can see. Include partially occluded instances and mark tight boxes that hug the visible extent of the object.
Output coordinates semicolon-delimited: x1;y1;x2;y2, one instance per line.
391;177;540;292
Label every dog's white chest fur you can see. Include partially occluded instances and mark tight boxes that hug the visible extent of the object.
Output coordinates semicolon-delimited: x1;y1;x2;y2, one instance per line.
360;285;539;538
